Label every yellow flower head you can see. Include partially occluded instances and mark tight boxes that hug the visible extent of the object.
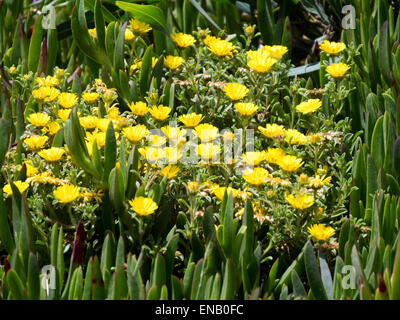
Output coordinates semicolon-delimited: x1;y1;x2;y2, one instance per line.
88;28;97;38
139;146;166;164
82;92;99;104
96;118;117;132
159;164;180;179
129;19;152;35
125;28;135;41
248;50;276;74
206;38;234;57
129;197;158;216
27;112;51;127
308;175;332;188
32;86;60;103
108;106;120;120
326;62;350;79
286;193;315;210
24;135;49;150
284;129;307;145
171;33;196;48
164;147;183;163
242;167;270;186
263;45;288;59
214;186;239;201
86;131;106;148
58;92;78;109
43;121;61;135
319;40;346;56
149;105;171;121
164;56;185;70
258;124;285;138
187;181;199;194
224;83;247;101
128;101;149;116
54;184;80;204
79;116;98;130
178;113;204;127
36;76;59;87
277;155;303;172
194;123;219;142
241;151;265;166
122;125;149;144
308;224;335;241
296;99;322;115
38;147;65;162
196;143;220;161
234;102;258;117
58;109;72;121
161;125;186;142
3;181;30;196
148;134;167;147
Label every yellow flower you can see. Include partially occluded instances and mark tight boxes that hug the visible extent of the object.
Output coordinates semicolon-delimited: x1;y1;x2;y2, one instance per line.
82;92;99;104
224;83;249;101
277;155;303;172
128;101;149;116
24;135;48;150
129;19;152;35
206;38;234;57
159;164;180;179
284;129;307;145
201;181;219;192
214;186;239;201
171;33;196;48
79;116;98;130
18;161;39;177
286;193;315;210
263;45;288;59
108;106;120;120
96;118;116;132
161;125;185;140
32;86;60;103
164;56;185;70
148;134;167;147
248;50;276;74
319;40;346;56
164;147;182;163
3;181;30;196
222;131;234;141
129;197;158;216
194;124;219;142
58;92;78;109
234;102;258;117
308;175;332;188
88;28;97;38
178;113;204;127
86;131;107;148
27;112;51;127
308;224;335;241
244;25;254;36
326;62;350;79
125;28;135;41
196;143;220;161
58;109;72;121
187;181;199;194
122;125;149;144
38;147;65;162
307;133;323;143
296;99;322;115
42;121;60;135
149;105;171;121
36;76;59;87
54;184;80;204
258;124;285;138
242;167;270;186
139;147;166;163
241;151;265;166
298;173;309;185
